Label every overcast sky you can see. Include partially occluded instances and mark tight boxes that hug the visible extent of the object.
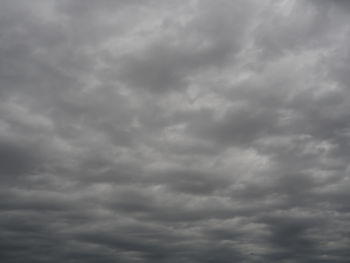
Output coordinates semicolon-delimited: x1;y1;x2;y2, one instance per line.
1;0;350;262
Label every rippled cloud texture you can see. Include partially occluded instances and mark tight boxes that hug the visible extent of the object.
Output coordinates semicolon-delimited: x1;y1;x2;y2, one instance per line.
1;0;350;262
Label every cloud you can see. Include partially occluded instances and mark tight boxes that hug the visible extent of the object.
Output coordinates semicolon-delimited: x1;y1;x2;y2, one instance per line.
1;0;350;262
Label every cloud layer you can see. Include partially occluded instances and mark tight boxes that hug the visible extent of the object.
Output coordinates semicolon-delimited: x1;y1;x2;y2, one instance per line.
1;0;350;262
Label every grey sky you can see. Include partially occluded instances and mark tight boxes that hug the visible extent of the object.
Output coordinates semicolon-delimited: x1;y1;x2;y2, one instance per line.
1;0;350;262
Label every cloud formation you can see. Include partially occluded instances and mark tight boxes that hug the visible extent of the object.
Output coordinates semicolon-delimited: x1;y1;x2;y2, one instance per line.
1;0;350;262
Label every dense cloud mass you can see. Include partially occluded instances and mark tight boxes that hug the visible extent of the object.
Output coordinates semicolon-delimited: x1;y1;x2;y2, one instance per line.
1;0;350;262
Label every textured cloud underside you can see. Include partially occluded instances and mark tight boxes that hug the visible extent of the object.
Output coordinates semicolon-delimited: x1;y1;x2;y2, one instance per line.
1;0;350;262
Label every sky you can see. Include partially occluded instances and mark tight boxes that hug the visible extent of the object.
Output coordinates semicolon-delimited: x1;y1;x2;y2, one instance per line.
1;0;350;262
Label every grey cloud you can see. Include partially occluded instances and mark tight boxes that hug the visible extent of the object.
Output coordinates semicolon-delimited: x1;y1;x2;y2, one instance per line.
188;105;279;147
147;168;231;195
101;0;256;93
262;216;320;262
1;0;350;262
0;140;42;178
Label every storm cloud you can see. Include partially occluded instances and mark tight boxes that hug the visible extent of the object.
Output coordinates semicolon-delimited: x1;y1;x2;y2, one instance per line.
1;0;350;262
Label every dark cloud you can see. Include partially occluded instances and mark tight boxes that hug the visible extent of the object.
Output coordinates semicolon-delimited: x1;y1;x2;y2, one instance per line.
1;0;350;262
